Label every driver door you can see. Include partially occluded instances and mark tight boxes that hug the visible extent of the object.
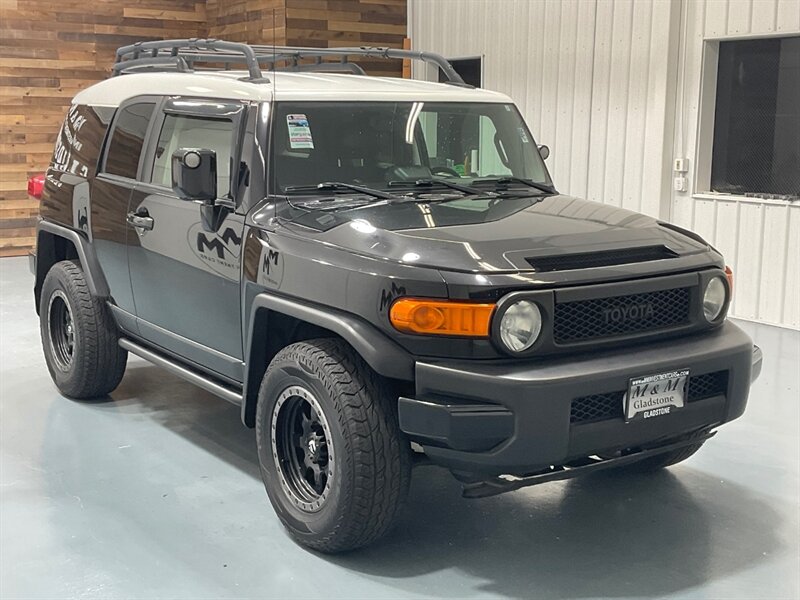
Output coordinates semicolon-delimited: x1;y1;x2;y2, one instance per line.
127;98;246;382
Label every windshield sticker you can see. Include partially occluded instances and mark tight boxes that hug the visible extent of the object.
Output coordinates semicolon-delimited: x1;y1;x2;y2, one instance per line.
287;114;314;149
517;127;530;143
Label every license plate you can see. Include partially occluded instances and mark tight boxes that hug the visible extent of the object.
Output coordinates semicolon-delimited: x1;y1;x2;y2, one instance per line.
624;369;689;422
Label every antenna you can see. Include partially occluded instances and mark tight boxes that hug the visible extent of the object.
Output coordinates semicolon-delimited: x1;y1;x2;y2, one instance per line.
271;8;277;203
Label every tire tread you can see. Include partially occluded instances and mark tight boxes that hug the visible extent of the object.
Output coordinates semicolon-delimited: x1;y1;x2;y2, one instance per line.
40;260;127;398
256;338;411;553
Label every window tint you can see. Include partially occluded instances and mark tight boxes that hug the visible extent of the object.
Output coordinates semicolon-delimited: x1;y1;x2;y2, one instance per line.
104;102;155;179
272;102;548;191
52;104;114;178
151;114;235;196
711;37;799;198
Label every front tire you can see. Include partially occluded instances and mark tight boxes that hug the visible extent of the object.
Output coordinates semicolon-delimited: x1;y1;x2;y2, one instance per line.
256;338;412;553
39;260;127;399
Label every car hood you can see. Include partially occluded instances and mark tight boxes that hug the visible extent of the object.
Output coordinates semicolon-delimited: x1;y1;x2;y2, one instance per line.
279;194;711;273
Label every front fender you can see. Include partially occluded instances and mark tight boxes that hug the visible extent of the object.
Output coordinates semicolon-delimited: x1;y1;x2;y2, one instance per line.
240;292;414;426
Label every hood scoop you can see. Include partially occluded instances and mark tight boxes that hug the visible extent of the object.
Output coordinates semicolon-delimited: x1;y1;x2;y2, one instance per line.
526;245;679;272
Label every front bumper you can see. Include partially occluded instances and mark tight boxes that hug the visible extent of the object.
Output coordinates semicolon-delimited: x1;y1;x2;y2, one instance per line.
399;321;761;475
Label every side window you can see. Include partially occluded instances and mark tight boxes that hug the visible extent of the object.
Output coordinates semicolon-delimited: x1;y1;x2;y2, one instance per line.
419;109;512;177
103;102;156;179
151;114;235;197
476;116;512;177
52;104;114;178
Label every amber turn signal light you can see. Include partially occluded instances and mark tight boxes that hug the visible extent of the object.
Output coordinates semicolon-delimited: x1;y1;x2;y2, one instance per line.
725;265;734;294
389;298;495;337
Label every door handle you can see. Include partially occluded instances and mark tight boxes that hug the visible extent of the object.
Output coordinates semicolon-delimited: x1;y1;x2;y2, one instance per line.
126;210;154;231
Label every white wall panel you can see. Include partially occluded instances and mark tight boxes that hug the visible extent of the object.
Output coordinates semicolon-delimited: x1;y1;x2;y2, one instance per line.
670;0;800;328
409;0;675;217
409;0;799;328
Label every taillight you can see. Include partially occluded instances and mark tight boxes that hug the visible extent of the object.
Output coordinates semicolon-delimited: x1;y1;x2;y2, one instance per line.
27;174;45;199
725;266;734;294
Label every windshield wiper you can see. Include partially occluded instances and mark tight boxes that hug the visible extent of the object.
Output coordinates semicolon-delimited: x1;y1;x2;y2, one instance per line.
285;181;396;200
387;178;489;196
472;177;556;195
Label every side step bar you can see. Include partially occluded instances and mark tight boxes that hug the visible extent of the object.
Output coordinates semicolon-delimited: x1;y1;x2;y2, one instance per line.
119;338;243;405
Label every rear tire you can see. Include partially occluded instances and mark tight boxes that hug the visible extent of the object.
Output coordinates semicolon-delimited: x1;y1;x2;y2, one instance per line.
256;338;412;553
39;260;127;399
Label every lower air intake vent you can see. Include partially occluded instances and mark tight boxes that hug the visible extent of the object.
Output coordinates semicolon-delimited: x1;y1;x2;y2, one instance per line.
526;246;678;272
570;371;729;424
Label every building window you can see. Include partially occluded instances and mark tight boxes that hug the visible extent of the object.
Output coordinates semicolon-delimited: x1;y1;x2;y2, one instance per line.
439;57;482;88
711;36;799;200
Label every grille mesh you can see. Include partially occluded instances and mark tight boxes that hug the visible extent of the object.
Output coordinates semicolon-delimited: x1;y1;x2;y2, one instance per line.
687;371;729;402
570;371;729;424
554;287;691;343
570;391;625;424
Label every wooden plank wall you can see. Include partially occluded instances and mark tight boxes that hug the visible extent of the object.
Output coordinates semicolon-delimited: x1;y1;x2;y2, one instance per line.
284;0;406;76
206;0;287;44
0;0;406;257
0;0;206;257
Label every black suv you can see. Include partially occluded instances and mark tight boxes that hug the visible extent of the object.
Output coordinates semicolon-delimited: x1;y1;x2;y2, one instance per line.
30;40;762;552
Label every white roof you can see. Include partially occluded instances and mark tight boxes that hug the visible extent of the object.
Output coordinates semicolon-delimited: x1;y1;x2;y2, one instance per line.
72;71;511;107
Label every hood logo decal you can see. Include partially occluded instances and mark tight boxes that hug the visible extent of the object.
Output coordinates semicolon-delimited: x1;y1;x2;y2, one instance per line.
379;282;406;312
257;243;284;289
263;249;279;275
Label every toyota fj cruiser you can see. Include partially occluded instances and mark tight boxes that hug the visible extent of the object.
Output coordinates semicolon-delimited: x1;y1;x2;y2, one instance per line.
30;40;762;553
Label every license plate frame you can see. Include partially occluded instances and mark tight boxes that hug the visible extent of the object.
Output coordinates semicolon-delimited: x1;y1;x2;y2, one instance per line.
624;369;690;422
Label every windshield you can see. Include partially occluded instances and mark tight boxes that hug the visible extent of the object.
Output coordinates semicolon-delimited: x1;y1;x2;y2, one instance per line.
270;102;551;193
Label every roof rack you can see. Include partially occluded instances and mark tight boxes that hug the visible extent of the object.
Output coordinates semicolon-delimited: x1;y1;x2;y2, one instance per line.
112;38;470;87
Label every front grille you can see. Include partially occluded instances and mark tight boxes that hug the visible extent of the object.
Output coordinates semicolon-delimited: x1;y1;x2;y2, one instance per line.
554;287;691;343
526;246;678;272
570;370;729;424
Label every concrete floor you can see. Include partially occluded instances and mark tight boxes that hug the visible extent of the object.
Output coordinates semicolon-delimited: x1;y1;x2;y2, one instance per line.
1;255;798;600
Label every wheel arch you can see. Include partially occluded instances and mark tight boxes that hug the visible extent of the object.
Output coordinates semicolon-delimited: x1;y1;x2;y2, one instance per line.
241;293;414;427
34;222;110;313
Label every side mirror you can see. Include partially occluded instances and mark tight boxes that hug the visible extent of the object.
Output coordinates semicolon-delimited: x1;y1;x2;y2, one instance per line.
538;144;550;160
171;148;217;203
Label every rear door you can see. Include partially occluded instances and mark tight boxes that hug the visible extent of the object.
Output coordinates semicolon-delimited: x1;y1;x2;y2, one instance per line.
127;98;247;382
92;99;158;332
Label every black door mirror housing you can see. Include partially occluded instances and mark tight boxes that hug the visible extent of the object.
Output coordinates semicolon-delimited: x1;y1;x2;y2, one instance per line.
538;144;550;161
172;148;217;203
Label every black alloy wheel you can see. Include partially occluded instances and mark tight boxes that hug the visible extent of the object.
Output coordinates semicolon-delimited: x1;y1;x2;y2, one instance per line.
47;290;75;371
272;385;335;511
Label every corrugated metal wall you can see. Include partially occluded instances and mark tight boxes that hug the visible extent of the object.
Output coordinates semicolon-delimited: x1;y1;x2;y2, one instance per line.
409;0;799;329
669;0;800;328
410;0;678;218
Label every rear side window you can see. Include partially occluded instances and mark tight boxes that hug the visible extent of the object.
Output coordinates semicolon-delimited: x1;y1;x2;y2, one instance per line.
151;114;235;197
52;104;114;178
104;102;156;179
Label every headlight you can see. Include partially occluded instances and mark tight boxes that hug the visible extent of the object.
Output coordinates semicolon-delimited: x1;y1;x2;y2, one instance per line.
499;300;542;352
703;276;727;321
